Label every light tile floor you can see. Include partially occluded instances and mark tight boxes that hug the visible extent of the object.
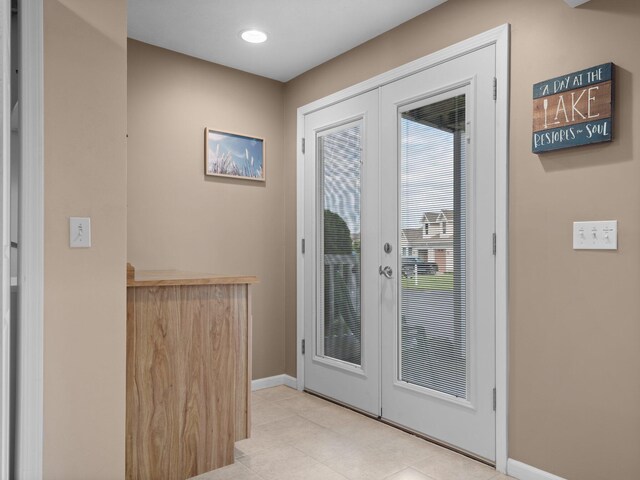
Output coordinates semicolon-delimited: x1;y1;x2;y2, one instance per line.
191;386;515;480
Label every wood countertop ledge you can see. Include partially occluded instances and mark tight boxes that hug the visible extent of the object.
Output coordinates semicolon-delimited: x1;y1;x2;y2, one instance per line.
127;266;258;287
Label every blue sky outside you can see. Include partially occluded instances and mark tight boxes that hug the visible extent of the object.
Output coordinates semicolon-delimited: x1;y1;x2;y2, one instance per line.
401;117;455;229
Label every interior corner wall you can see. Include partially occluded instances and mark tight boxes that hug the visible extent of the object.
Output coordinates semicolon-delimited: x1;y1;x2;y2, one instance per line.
127;39;286;380
282;0;640;478
43;0;127;478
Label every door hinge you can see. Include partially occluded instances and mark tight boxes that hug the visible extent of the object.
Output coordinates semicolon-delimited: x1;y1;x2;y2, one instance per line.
301;339;305;355
301;138;305;154
493;387;497;411
492;233;497;255
493;77;497;101
301;238;305;254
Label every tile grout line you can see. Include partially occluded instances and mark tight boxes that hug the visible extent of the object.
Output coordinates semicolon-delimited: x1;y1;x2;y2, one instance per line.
235;387;507;480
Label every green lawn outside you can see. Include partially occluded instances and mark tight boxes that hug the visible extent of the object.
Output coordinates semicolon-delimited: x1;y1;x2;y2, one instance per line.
401;273;453;291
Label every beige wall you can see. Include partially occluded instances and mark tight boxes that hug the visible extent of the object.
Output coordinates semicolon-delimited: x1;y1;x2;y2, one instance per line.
283;0;640;478
127;40;286;380
43;0;639;477
43;0;127;478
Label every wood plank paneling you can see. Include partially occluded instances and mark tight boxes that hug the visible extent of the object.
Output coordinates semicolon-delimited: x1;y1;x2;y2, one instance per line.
179;285;208;478
125;289;136;478
246;287;252;437
126;281;252;480
206;286;237;468
233;285;250;440
126;287;181;480
179;285;235;477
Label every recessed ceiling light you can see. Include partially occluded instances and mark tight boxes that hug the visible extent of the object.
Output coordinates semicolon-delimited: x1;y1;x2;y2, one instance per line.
241;29;268;44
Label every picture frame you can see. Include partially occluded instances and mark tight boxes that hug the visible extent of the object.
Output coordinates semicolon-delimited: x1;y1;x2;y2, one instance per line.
204;127;265;181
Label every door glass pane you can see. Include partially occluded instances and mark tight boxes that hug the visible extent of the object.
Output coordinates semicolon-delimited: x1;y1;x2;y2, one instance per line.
399;95;467;398
318;122;362;366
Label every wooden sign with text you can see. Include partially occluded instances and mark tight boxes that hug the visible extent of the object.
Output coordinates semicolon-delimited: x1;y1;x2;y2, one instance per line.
532;63;614;153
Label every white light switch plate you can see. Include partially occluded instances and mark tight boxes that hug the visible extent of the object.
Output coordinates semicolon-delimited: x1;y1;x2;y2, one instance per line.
573;220;617;250
69;217;91;248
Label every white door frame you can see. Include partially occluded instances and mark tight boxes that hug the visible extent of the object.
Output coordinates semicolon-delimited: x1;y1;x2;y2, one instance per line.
0;0;11;477
15;0;44;479
0;2;44;477
296;24;510;472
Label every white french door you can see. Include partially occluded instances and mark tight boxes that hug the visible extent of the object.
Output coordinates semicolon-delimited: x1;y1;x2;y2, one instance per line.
303;90;380;415
379;45;496;461
302;42;498;462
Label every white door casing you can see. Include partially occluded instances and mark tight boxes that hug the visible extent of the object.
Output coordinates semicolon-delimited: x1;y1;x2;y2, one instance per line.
303;45;496;461
16;1;45;478
297;25;510;471
0;0;11;475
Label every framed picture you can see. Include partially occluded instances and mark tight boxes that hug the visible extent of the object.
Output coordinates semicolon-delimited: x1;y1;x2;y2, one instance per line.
205;128;265;181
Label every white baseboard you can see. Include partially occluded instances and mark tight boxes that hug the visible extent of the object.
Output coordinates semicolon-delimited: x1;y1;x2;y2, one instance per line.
251;374;297;391
507;459;567;480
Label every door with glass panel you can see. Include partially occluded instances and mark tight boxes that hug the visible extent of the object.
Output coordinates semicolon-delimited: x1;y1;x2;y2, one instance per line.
379;45;496;461
303;90;380;415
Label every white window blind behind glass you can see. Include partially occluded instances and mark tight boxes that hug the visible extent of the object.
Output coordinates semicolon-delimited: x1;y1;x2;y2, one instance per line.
399;95;467;399
318;122;362;366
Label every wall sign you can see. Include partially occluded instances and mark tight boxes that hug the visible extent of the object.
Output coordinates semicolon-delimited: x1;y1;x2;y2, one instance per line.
532;63;614;153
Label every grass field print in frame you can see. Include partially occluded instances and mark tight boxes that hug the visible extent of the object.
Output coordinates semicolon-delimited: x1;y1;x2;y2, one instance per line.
205;128;265;181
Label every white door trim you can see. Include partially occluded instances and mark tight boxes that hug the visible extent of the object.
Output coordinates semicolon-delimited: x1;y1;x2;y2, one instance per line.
16;1;44;478
0;0;11;477
494;23;510;475
296;23;510;472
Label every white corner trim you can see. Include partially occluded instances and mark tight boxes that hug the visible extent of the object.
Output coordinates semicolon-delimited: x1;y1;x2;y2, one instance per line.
16;1;44;479
296;112;305;393
283;375;298;389
564;0;590;7
507;459;567;480
251;374;298;391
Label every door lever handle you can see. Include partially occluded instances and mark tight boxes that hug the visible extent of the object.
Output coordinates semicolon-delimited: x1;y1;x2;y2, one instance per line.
379;265;393;279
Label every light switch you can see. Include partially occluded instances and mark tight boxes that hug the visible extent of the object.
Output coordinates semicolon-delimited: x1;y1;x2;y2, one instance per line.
573;220;617;250
69;217;92;248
